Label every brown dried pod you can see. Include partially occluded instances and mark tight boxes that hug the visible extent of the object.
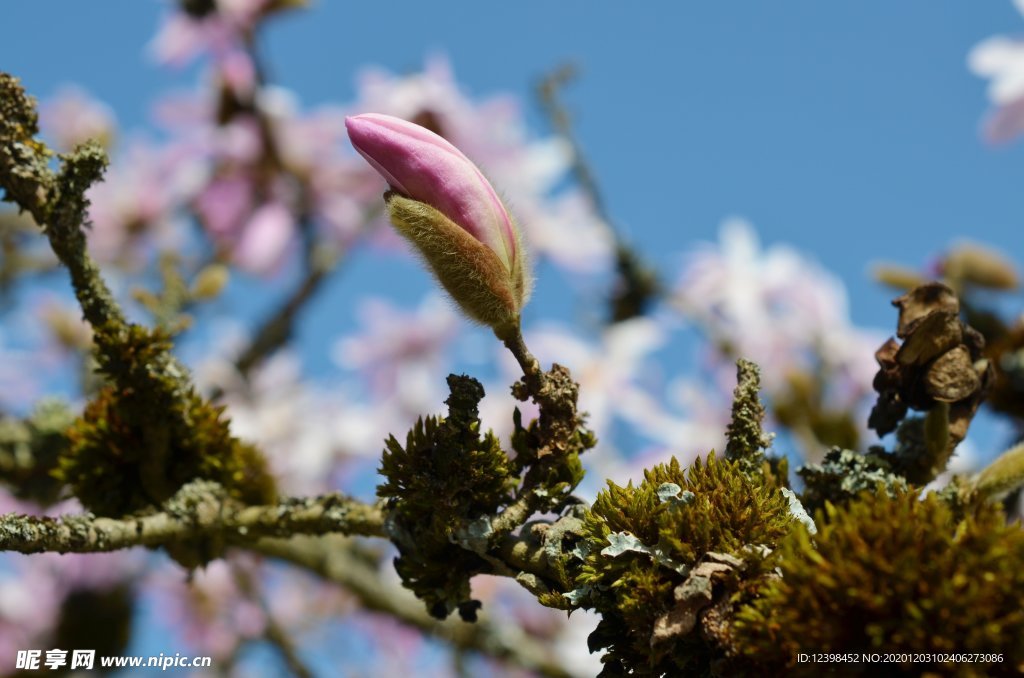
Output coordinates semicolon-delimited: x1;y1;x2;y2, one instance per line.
925;346;982;402
869;282;991;452
894;282;959;338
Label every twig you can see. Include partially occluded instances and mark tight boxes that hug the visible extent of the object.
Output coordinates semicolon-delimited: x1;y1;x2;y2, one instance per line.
536;64;613;232
498;324;543;391
0;72;124;334
232;563;315;678
0;480;385;554
536;65;661;322
254;535;572;678
234;254;334;378
490;326;587;546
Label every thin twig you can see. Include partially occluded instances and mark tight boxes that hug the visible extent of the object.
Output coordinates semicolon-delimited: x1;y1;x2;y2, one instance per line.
235;255;335;378
537;64;614;233
232;563;315;678
254;535;572;678
498;324;543;390
537;65;662;322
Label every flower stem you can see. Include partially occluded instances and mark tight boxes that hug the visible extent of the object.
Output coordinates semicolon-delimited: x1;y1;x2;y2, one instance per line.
497;323;542;390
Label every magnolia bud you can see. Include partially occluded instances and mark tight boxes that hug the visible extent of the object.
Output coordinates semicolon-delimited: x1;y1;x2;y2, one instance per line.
345;113;530;335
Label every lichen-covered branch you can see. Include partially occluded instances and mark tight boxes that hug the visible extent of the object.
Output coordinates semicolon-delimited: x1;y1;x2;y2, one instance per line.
2;70;282;520
0;480;384;555
489;332;593;543
724;358;773;475
0;72;124;333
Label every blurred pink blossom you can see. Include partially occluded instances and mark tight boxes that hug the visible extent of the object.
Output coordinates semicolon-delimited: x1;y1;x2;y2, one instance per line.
170;86;377;269
147;556;266;660
232;201;297;274
85;139;200;266
41;86;117;152
0;559;62;667
194;174;255;238
255;87;382;248
194;336;391;493
149;0;266;95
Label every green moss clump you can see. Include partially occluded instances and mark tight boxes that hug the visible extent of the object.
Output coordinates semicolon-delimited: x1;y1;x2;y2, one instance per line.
730;490;1024;676
58;323;275;516
378;374;517;620
574;453;796;676
0;399;76;505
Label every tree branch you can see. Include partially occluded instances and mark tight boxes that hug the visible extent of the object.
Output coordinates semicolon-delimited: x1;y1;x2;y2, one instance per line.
233;251;335;379
536;65;661;322
0;480;385;554
0;72;126;333
254;535;573;678
231;562;315;678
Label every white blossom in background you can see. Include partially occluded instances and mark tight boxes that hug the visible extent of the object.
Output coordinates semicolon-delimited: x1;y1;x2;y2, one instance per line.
674;218;880;410
0;560;61;668
525;318;666;439
193;326;384;493
477;318;689;497
969;0;1024;143
615;376;731;485
332;295;460;408
553;610;605;678
347;55;614;272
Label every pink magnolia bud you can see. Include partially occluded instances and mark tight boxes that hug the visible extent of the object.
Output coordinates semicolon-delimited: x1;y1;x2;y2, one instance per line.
346;113;530;334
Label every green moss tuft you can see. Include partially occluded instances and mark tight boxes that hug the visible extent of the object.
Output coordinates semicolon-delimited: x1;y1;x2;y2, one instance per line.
0;399;76;505
378;374;518;620
730;489;1024;676
58;323;275;517
574;453;796;676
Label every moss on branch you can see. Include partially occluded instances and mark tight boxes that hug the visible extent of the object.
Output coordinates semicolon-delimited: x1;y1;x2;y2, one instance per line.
1;71;276;520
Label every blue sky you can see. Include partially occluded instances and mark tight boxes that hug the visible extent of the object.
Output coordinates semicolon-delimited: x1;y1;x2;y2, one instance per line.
4;2;1022;331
